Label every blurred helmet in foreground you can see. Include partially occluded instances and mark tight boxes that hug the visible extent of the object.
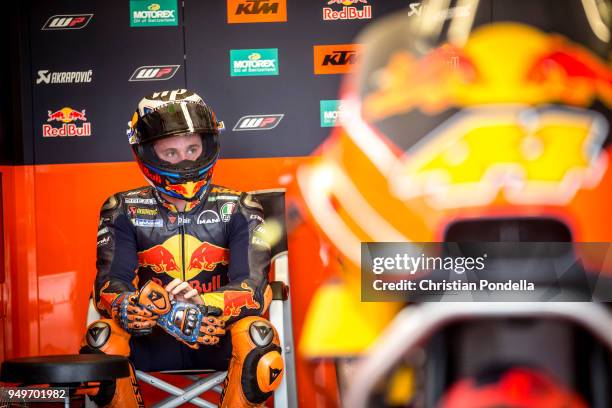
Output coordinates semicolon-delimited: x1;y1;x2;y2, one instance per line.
298;0;612;356
438;367;587;408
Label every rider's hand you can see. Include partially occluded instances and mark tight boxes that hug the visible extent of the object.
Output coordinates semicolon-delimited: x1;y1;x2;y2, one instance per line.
112;292;159;335
165;278;204;305
196;305;225;346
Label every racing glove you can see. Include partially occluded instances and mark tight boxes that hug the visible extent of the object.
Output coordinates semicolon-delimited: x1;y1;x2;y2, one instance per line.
137;280;226;348
111;291;159;336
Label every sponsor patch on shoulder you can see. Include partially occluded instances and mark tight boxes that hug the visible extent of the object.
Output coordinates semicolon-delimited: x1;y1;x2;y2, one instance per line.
220;202;237;222
217;195;240;201
132;218;163;228
125;198;156;204
128;206;158;217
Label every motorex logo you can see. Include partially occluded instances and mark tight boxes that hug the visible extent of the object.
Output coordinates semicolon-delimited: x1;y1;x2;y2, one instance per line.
320;100;346;127
130;0;178;27
230;49;279;76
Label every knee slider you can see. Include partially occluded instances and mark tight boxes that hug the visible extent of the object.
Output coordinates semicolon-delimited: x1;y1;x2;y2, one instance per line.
81;319;131;356
240;320;284;404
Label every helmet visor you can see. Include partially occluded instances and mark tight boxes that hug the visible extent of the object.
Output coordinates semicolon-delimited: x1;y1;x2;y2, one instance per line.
136;102;219;144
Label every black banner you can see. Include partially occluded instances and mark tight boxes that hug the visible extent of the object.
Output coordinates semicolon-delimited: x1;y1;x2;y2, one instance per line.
361;242;612;302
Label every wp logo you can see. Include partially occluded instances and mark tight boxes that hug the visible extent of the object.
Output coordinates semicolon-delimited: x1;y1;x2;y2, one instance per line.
42;14;93;30
227;0;287;23
129;65;180;81
233;114;284;131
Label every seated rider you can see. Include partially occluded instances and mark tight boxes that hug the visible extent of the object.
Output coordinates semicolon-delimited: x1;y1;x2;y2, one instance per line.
81;89;284;407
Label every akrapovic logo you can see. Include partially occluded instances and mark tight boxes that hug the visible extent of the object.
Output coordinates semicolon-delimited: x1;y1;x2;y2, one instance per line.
233;114;284;131
41;14;93;30
129;65;180;81
36;69;93;85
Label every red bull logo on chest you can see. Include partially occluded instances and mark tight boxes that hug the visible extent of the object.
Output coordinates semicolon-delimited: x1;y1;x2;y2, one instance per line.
138;245;180;273
188;241;230;272
137;235;229;281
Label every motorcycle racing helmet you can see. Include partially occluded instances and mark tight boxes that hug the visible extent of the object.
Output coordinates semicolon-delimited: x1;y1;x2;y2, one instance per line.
297;0;612;357
127;89;224;201
438;366;587;408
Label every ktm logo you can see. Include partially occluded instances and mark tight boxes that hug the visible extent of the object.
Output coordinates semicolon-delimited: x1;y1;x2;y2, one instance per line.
313;44;361;74
323;50;357;66
42;14;93;30
227;0;287;24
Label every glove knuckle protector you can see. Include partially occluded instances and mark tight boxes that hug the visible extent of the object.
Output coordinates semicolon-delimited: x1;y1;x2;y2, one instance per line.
157;301;224;348
136;280;172;314
112;292;156;336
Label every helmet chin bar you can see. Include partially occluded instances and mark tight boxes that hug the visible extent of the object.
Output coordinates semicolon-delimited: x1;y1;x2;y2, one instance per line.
159;182;210;202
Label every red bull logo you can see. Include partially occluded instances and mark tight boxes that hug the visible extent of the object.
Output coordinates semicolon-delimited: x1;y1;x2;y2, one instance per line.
151;274;223;294
362;24;612;122
139;163;162;184
526;41;612;107
43;107;91;137
189;275;222;293
47;107;87;123
164;179;208;199
165;183;188;195
138;245;180;273
188;242;229;272
138;235;229;280
327;0;367;4
97;281;119;314
363;44;477;119
223;283;260;316
323;0;370;20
